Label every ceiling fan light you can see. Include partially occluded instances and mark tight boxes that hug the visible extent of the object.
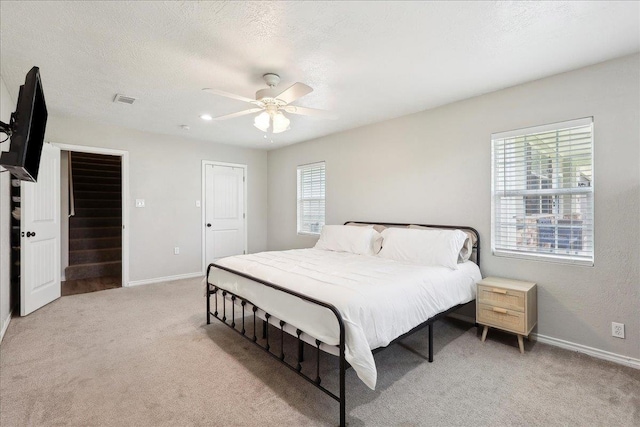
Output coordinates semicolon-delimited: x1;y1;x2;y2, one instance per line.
272;112;290;134
253;111;270;132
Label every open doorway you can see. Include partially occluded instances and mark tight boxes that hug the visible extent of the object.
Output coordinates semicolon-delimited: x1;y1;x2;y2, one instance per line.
56;144;129;296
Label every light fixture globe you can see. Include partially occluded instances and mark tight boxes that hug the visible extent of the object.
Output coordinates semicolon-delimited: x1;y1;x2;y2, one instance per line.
253;106;291;134
253;111;270;132
272;112;290;134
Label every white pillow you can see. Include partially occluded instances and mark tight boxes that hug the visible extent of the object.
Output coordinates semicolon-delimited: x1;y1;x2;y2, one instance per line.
345;223;384;253
378;227;468;269
315;225;382;256
408;224;476;262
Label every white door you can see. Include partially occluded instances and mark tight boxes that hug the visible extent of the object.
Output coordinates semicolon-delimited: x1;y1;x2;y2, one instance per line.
21;143;61;315
205;164;245;265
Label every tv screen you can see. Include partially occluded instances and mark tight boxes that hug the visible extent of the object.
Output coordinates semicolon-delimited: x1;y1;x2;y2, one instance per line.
0;66;48;182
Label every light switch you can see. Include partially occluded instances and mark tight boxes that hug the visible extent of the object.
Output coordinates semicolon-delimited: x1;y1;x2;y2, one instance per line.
195;200;201;208
135;199;145;208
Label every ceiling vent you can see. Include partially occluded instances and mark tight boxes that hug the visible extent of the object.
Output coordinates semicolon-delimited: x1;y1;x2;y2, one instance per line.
113;94;136;105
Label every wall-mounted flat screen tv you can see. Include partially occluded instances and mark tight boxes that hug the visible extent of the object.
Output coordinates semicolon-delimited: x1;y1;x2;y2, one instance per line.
0;66;48;182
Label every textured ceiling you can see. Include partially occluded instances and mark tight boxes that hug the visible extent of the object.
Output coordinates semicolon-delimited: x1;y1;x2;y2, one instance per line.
1;1;638;149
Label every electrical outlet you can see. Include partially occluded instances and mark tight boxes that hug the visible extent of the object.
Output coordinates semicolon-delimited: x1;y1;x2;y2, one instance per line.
174;247;180;255
611;322;625;339
135;199;145;208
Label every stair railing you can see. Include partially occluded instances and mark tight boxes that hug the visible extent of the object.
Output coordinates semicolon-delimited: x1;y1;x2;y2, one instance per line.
68;151;75;217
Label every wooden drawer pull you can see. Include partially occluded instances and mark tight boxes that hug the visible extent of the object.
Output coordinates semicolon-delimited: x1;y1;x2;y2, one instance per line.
492;307;508;314
491;288;507;294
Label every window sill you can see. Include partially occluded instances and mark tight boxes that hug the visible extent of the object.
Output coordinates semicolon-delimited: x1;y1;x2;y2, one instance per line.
297;231;320;237
493;249;594;267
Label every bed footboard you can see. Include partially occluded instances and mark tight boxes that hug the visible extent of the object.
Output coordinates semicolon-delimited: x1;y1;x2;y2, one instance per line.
206;263;347;427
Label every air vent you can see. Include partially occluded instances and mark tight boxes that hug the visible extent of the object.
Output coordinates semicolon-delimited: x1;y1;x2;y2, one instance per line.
113;94;136;104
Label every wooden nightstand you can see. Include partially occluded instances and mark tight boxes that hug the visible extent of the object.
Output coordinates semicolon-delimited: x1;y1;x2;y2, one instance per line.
477;276;537;353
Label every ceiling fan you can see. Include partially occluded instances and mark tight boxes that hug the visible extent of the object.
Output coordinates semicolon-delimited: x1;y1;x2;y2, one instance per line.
203;73;335;134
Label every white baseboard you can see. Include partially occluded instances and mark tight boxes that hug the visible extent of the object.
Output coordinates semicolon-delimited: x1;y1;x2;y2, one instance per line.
531;332;640;369
446;312;639;370
127;272;203;287
0;309;13;344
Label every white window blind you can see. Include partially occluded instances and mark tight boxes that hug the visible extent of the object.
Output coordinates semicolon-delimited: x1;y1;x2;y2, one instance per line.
491;117;594;265
297;162;325;235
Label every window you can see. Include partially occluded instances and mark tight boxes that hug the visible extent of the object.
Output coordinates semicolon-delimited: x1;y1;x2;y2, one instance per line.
491;118;593;265
297;162;325;235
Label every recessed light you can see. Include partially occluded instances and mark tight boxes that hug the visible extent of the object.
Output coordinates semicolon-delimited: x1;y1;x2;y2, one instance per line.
200;114;212;121
181;125;190;130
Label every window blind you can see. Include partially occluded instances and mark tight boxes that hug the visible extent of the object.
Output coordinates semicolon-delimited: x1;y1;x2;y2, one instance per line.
297;162;325;235
491;117;594;265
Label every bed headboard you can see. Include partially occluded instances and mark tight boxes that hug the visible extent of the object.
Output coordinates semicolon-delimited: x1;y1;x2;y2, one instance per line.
344;221;481;267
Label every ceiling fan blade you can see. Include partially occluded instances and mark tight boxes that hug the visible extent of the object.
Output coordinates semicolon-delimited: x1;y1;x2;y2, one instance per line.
273;82;313;104
212;108;263;120
283;105;336;119
202;88;257;104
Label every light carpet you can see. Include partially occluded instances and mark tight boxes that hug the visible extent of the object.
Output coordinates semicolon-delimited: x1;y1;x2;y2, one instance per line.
1;277;638;426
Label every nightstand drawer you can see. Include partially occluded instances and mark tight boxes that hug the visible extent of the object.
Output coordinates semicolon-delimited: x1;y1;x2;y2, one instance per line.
477;284;526;312
477;304;525;334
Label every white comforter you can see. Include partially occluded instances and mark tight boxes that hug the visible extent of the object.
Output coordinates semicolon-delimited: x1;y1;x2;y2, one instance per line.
208;249;481;389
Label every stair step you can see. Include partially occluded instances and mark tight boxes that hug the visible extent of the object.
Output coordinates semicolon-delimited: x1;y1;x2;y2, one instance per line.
74;208;121;218
74;191;121;200
74;199;122;209
70;236;121;251
70;216;121;228
71;153;120;163
65;261;121;280
73;175;121;184
74;182;121;192
70;226;121;239
72;168;121;177
61;277;121;296
69;248;121;265
71;161;120;172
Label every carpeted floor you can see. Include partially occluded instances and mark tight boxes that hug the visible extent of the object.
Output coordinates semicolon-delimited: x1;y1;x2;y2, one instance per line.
1;277;638;426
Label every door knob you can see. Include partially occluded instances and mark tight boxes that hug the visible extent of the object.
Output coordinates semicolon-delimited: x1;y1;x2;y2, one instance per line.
206;223;212;228
26;231;36;237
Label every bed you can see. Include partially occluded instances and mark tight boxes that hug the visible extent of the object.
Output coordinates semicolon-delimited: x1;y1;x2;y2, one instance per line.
206;222;481;426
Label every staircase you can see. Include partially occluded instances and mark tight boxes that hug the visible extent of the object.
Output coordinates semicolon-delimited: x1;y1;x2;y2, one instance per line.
65;152;122;281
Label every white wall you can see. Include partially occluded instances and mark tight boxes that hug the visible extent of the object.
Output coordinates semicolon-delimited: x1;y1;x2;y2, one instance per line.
0;75;14;341
267;54;640;361
45;115;268;283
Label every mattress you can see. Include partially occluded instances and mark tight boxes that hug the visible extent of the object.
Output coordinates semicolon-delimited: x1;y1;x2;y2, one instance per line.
208;248;481;390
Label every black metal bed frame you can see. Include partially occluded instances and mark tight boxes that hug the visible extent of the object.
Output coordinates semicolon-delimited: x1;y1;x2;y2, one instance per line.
206;222;480;427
